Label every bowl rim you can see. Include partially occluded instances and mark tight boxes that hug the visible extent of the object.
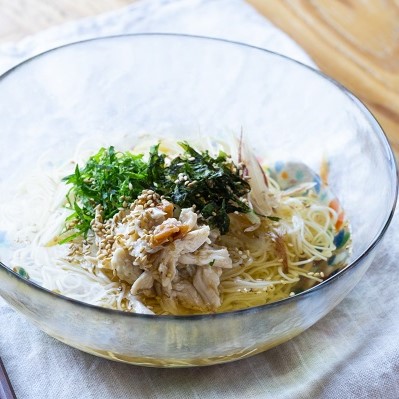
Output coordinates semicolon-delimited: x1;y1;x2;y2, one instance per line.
0;32;397;320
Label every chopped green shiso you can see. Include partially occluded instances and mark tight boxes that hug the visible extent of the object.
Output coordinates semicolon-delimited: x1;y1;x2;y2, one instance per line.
61;142;251;243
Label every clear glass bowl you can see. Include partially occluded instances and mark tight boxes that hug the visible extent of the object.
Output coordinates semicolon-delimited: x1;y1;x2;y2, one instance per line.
0;34;396;367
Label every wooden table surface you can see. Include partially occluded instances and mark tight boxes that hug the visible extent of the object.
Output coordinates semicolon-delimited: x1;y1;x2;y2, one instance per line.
1;0;398;154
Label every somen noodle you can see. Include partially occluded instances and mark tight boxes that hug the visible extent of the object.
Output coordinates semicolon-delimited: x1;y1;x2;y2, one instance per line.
0;137;351;315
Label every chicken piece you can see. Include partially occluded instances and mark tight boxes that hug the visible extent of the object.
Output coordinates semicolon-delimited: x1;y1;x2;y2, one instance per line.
173;279;206;311
152;208;197;247
179;208;198;231
178;244;232;268
208;228;221;244
176;226;210;252
193;266;222;310
111;247;141;284
131;271;154;295
157;226;210;292
127;240;150;259
177;264;196;279
160;296;180;315
148;206;168;221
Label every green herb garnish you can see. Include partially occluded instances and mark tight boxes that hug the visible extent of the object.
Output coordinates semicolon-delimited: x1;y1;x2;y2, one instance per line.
61;146;148;242
61;142;251;242
149;142;251;234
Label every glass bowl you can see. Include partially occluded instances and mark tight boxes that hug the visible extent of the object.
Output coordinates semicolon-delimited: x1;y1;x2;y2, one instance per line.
0;34;396;367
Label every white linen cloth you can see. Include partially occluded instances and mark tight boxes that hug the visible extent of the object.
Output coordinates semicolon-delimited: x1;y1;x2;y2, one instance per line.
0;1;398;398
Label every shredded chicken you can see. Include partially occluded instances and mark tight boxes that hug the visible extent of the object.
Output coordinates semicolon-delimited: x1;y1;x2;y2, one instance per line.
193;266;223;309
131;271;153;295
89;190;234;314
111;247;141;284
179;244;232;268
170;279;206;311
157;226;210;292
